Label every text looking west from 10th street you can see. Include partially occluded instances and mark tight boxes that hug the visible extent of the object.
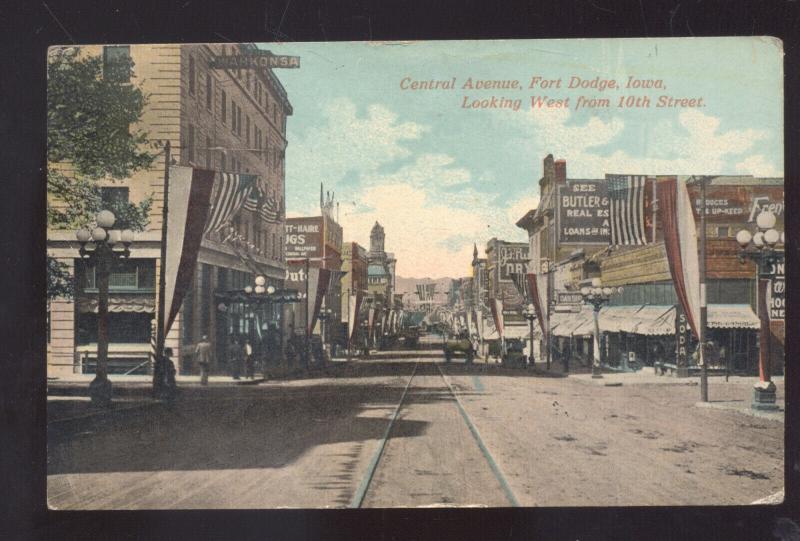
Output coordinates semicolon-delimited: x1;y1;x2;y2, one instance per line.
399;75;705;112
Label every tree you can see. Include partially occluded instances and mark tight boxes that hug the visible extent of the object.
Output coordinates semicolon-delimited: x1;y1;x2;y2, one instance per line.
47;47;157;300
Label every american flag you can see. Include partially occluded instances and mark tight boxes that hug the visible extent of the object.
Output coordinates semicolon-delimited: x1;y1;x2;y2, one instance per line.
509;272;530;302
416;283;435;301
243;183;283;224
607;174;648;245
204;172;258;234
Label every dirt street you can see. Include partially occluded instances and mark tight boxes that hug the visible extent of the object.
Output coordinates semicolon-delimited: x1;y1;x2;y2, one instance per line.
47;355;784;509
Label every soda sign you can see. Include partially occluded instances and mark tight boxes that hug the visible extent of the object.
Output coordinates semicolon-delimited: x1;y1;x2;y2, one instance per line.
675;305;691;368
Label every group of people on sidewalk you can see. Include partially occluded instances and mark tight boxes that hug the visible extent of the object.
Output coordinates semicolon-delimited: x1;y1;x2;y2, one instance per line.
192;335;261;385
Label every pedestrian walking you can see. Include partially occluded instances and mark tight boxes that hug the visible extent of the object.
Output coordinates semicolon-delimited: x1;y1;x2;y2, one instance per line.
228;336;242;380
163;347;177;401
244;338;254;379
194;335;212;386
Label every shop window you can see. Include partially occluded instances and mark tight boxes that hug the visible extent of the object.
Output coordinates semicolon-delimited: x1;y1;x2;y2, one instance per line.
100;187;129;208
188;56;196;95
221;89;227;123
187;124;195;162
246;115;251;146
182;275;194;345
103;45;131;83
81;259;155;292
220;153;226;171
200;263;212;337
76;312;153;344
205;72;213;110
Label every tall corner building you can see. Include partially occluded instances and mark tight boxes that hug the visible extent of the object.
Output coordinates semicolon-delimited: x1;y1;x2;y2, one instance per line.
47;43;292;376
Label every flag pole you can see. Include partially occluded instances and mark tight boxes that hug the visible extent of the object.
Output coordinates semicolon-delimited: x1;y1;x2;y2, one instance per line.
153;140;171;397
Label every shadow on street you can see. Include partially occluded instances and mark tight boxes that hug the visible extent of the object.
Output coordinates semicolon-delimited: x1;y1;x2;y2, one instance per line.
48;378;481;476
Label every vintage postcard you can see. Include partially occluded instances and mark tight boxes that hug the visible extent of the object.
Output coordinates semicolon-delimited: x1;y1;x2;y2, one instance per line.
46;38;784;509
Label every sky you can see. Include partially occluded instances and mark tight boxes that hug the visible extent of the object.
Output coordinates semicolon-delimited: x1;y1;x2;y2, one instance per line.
257;38;783;279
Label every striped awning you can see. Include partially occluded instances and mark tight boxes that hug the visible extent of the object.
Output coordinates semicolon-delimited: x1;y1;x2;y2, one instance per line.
630;305;676;336
552;306;595;337
599;306;647;333
77;295;155;314
707;304;760;329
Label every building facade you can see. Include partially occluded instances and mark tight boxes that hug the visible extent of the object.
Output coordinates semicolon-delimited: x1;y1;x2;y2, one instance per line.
515;154;784;375
484;238;530;331
47;43;292;376
284;210;343;345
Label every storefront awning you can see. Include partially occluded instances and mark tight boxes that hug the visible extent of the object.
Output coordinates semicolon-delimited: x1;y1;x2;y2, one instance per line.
707;304;760;329
552;306;595;337
630;305;676;336
504;324;540;340
77;295;155;314
599;306;647;333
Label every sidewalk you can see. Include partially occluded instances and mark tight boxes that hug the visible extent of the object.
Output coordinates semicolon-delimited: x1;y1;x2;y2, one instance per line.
569;370;785;387
695;399;785;422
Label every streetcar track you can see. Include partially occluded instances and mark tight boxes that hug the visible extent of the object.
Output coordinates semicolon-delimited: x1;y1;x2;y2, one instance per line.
350;359;519;508
349;361;420;508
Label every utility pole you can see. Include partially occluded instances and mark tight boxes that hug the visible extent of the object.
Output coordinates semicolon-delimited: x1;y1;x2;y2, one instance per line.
305;257;310;367
651;176;658;244
699;176;709;402
153;141;171;398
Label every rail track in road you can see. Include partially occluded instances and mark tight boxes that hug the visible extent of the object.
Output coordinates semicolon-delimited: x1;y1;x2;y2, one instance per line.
349;360;519;508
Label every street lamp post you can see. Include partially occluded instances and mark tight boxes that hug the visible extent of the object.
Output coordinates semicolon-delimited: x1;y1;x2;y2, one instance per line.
580;278;622;379
318;307;332;363
522;303;537;367
736;210;783;411
75;210;134;406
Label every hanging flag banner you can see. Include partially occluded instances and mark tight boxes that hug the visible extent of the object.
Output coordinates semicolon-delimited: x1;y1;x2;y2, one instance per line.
306;267;332;335
660;177;701;339
368;307;376;340
475;309;484;340
490;298;505;339
348;291;364;344
525;273;548;336
163;166;216;336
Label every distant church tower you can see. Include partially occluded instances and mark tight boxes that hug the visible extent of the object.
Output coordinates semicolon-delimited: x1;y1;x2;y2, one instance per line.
370;221;385;255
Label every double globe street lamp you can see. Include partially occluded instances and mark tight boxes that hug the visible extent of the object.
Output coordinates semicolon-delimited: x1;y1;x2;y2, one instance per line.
580;278;623;379
522;303;538;366
75;210;135;406
736;210;784;411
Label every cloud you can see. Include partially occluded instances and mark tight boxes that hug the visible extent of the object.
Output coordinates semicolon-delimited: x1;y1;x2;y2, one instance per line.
361;153;471;188
287;98;428;184
735;155;781;176
339;182;526;279
512;107;777;177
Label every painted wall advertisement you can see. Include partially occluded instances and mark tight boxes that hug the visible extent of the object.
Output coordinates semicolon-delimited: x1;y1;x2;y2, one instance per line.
285;217;322;259
769;261;785;321
557;180;611;244
689;184;784;226
498;245;530;282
